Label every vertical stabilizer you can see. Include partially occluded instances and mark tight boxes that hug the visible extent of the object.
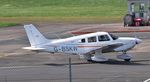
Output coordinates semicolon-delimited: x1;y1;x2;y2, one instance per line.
24;24;48;47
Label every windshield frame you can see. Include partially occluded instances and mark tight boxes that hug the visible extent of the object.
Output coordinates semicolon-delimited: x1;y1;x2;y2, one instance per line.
109;33;119;40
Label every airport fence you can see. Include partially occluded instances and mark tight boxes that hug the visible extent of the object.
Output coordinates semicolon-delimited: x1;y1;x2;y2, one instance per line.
0;77;148;82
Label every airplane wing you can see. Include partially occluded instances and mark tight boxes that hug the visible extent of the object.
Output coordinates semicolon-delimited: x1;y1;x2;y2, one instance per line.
85;42;123;54
83;42;123;62
80;42;124;61
101;42;123;51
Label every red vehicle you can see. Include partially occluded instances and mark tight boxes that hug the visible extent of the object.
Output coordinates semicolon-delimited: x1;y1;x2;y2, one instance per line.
124;0;150;27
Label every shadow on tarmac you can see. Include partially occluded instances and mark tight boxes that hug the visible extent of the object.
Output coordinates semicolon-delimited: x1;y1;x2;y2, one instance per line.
44;62;91;66
44;59;150;66
97;59;150;65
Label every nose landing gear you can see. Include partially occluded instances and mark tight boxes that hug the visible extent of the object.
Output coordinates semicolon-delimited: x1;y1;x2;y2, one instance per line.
117;51;132;62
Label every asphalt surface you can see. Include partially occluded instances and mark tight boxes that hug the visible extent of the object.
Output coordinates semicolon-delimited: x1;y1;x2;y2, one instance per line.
0;23;150;82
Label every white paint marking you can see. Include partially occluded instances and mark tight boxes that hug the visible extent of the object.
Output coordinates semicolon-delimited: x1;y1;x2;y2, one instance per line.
0;66;42;69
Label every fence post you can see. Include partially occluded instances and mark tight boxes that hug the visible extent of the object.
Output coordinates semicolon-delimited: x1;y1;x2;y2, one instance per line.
69;57;72;82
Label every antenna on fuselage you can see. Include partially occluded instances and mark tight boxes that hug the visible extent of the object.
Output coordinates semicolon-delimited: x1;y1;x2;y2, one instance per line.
54;34;62;39
47;32;62;39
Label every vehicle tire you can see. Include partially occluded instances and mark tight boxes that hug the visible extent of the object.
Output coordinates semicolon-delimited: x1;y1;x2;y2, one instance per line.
124;14;133;26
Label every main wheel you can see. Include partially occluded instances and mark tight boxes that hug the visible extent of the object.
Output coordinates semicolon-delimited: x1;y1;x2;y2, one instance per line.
124;59;131;62
87;60;93;63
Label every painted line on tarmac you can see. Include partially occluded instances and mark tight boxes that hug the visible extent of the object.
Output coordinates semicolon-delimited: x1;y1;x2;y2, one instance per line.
0;56;3;58
70;30;150;35
0;53;25;58
0;66;42;69
0;54;9;58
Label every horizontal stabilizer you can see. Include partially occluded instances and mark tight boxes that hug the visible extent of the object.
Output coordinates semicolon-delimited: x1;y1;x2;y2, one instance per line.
22;47;45;51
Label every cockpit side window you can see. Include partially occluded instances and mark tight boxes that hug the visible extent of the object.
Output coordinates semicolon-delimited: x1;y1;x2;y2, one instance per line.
98;35;110;41
78;38;86;43
81;38;86;43
88;36;97;43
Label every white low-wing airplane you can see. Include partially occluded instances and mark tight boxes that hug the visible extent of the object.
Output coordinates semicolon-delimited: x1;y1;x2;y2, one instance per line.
23;24;142;62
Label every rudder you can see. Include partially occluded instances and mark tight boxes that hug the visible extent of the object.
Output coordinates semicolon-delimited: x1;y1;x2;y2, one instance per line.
24;24;48;47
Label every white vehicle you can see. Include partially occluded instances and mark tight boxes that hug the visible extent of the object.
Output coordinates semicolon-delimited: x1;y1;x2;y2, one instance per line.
23;24;142;62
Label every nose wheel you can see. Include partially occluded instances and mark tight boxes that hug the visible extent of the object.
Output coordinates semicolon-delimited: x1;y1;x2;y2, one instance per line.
124;59;131;62
117;51;132;62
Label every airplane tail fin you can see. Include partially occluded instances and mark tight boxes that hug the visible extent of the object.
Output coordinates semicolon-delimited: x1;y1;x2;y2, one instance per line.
24;24;48;47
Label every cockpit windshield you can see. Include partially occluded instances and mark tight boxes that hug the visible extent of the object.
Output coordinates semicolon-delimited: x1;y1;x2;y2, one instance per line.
109;33;118;40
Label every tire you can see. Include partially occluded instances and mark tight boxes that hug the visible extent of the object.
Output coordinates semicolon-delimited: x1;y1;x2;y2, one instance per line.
124;14;133;26
87;60;93;62
124;59;131;62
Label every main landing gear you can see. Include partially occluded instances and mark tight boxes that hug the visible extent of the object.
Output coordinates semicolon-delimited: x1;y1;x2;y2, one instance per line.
117;51;132;62
91;50;108;62
84;51;132;63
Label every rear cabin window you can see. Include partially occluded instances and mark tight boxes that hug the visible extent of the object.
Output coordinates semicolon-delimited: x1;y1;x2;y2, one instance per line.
98;35;110;41
88;36;97;43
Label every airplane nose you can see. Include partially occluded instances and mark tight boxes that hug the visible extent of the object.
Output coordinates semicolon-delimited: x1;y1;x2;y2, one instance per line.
135;38;142;44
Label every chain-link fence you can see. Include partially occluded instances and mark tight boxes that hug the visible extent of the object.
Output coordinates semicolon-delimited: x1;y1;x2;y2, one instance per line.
0;76;149;82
